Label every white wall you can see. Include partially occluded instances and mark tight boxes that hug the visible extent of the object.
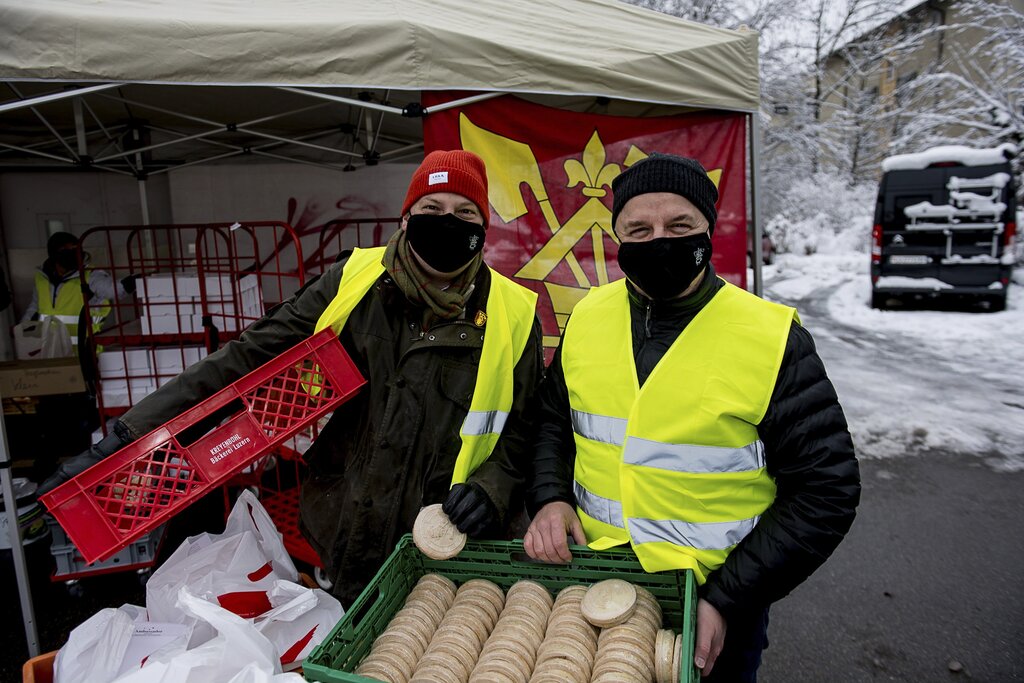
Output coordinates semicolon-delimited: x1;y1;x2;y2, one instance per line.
0;162;415;360
166;162;413;226
0;161;415;334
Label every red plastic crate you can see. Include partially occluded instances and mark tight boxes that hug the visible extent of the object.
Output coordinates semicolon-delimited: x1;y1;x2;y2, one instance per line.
261;485;320;567
40;329;365;564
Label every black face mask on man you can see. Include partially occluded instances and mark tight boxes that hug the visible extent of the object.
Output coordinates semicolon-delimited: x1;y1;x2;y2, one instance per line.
405;213;486;274
54;249;79;272
616;233;713;300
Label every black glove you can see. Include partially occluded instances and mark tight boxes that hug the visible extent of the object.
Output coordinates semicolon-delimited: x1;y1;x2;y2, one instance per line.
120;274;139;295
37;422;133;496
442;482;500;538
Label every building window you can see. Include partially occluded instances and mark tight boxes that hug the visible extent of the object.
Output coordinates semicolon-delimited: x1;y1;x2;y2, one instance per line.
897;71;918;88
895;71;918;105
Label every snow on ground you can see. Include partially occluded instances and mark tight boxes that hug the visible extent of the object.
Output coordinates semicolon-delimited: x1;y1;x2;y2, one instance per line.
761;250;1024;472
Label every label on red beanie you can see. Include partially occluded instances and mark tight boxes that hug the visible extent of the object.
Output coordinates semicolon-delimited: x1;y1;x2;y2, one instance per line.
428;171;449;185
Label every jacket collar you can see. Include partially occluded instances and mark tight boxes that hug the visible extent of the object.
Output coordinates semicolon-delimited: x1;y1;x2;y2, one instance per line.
625;263;720;319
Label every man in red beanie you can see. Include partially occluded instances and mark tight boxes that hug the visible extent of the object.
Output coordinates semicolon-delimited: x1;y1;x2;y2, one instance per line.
40;150;543;606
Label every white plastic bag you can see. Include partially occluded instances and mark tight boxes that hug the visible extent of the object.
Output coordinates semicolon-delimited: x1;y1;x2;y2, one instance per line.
39;316;74;358
254;581;344;670
224;663;307;683
111;588;285;683
54;605;146;683
146;491;298;635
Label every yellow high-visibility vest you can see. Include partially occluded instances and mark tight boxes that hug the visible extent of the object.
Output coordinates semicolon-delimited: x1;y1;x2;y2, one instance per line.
314;247;537;485
35;270;111;345
563;278;796;582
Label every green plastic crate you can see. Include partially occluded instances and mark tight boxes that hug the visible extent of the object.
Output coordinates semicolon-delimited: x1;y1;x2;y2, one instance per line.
303;534;698;683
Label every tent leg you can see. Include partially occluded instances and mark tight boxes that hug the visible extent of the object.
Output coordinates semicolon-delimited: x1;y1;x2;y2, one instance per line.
138;178;150;226
0;408;40;658
73;97;88;158
749;113;764;297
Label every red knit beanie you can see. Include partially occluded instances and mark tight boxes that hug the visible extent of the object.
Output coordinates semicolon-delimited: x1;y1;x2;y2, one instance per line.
401;150;490;225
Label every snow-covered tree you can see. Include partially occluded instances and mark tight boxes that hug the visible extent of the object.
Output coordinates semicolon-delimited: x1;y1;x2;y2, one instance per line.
623;0;792;30
891;0;1024;200
622;0;809;217
758;0;906;214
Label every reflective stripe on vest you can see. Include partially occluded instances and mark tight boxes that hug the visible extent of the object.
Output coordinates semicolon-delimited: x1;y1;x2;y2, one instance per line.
35;270;111;344
563;278;796;581
314;247;537;486
574;477;765;552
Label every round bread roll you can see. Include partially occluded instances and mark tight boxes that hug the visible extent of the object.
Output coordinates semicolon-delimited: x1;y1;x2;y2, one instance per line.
655;628;675;683
412;504;467;560
672;632;683;681
417;572;457;594
580;579;638;628
507;580;554;608
356;658;407;683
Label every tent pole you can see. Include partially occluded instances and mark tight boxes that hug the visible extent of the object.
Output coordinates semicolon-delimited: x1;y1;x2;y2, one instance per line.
276;88;405;115
73;98;88;158
425;92;502;113
0;83;122;115
0;401;40;658
749;113;764;297
138;178;150;225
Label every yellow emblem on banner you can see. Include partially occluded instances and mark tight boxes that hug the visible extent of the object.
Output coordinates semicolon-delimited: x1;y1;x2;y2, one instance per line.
459;113;721;348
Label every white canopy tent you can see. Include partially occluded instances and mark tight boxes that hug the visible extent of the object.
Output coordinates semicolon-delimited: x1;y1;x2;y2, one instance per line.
2;0;758;107
0;0;765;657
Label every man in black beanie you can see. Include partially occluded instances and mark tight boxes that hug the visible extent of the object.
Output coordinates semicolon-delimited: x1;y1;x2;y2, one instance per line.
524;153;860;681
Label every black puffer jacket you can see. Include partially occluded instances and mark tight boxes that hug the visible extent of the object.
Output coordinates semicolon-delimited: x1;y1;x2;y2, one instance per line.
122;256;543;606
527;267;860;621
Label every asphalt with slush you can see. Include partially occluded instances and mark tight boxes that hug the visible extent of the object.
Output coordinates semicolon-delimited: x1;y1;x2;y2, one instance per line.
760;453;1024;682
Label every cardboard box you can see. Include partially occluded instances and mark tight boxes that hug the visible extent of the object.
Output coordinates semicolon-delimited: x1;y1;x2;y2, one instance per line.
153;346;205;372
0;358;85;397
138;273;199;300
101;382;156;407
98;347;154;377
100;378;156;394
140;314;197;335
138;300;200;317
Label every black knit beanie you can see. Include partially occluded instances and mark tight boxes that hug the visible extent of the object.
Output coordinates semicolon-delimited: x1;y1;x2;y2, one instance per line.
47;231;77;257
611;153;719;234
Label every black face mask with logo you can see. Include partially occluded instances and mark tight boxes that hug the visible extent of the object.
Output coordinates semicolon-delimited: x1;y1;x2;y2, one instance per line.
616;233;713;300
406;213;486;274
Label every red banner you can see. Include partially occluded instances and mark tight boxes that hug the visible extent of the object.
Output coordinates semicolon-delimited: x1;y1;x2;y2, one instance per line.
423;94;747;354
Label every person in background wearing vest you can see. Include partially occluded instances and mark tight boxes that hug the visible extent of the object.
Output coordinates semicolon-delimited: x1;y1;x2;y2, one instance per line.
37;150;544;607
524;153;860;682
21;232;135;482
21;231;136;348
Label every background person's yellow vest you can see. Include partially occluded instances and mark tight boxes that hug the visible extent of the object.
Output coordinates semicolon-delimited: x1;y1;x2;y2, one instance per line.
34;270;111;345
315;247;537;486
563;278;796;582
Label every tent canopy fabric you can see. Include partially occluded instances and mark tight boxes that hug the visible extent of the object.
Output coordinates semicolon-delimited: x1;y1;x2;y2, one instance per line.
0;0;760;111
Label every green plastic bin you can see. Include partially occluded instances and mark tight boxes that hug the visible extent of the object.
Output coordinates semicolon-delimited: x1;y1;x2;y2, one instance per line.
303;534;699;682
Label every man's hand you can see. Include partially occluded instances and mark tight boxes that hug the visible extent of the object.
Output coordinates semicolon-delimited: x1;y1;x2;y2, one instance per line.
523;501;587;564
37;425;131;496
120;273;140;295
442;483;499;538
694;598;727;678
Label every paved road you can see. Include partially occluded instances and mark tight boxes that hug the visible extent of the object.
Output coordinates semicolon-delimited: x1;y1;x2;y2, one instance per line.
760;453;1024;682
761;270;1024;681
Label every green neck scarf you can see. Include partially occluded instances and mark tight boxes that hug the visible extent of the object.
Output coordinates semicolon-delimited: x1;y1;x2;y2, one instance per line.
382;229;483;329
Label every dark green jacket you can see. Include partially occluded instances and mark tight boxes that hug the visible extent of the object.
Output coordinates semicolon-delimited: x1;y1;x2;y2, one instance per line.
122;256;543;605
